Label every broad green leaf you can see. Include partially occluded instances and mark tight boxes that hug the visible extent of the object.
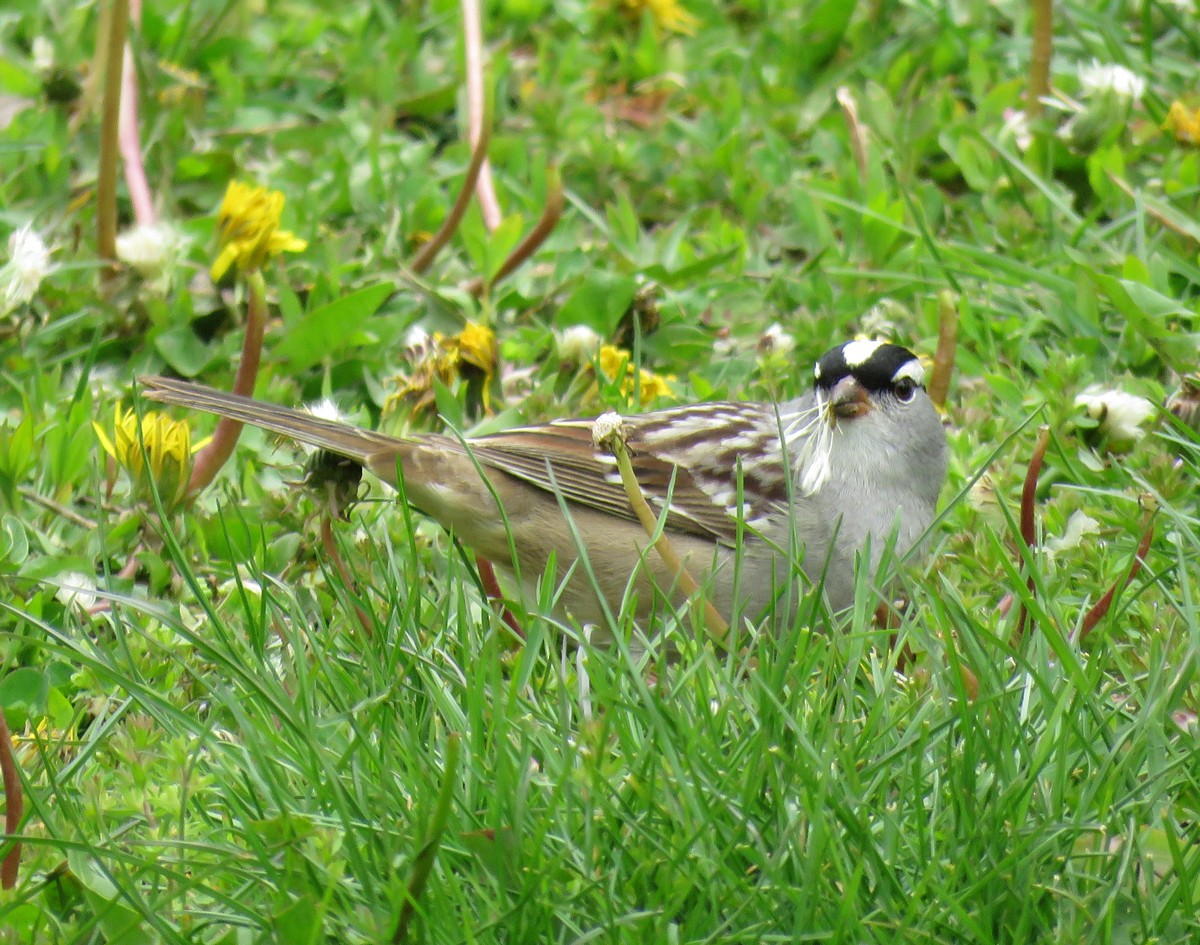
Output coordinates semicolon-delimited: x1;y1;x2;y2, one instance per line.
155;326;214;377
0;667;48;715
65;851;152;945
1092;273;1199;368
556;272;637;335
484;214;525;281
273;281;394;370
393;82;457;119
272;895;324;945
794;0;859;75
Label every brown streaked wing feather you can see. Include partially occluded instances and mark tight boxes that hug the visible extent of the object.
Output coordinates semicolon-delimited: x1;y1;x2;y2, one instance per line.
139;375;407;471
459;410;760;544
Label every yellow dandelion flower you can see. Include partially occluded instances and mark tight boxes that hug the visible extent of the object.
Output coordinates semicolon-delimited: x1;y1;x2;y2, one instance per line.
454;322;498;377
388;322;499;415
1163;101;1200;145
622;0;699;34
598;344;674;405
210;180;308;281
94;406;200;509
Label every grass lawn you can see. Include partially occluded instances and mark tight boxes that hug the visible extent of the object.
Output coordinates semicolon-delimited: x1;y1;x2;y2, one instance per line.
2;0;1199;941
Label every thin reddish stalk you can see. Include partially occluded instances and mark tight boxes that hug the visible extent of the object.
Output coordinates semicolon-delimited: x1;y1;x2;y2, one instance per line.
1014;426;1050;640
474;556;523;638
601;420;729;647
0;710;22;890
410;118;492;275
187;270;267;494
320;515;374;638
466;166;564;296
460;0;502;231
1078;508;1155;641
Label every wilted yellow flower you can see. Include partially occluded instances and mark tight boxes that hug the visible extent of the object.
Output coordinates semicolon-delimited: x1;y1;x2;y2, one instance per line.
210;180;308;281
622;0;699;34
453;322;499;377
598;344;674;405
1163;101;1200;145
11;717;75;766
156;60;205;107
388;322;499;415
94;406;198;509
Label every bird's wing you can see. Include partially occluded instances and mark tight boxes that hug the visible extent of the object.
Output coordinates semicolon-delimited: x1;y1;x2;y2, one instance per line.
461;402;795;545
139;376;408;470
141;376;805;545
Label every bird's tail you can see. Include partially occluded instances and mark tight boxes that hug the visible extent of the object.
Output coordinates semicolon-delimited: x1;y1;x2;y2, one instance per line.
139;376;406;472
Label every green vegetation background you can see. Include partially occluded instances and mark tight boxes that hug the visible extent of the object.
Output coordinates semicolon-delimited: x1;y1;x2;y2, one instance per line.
1;0;1199;941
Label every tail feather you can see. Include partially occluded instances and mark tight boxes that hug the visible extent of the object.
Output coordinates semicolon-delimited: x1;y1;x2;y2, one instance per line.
139;375;406;470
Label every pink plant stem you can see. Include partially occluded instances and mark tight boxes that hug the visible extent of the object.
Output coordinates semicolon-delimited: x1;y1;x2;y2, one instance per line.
460;0;502;231
187;271;267;495
119;0;155;227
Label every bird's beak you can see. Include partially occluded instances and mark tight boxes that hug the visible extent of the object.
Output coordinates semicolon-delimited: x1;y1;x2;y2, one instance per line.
830;377;872;422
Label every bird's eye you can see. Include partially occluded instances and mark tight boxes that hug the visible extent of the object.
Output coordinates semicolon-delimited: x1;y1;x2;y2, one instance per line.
893;378;917;403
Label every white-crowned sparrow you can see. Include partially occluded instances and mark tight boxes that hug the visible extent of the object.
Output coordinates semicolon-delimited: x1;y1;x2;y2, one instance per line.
141;340;947;628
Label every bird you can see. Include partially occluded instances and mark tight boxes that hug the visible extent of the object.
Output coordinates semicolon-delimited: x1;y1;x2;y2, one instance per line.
140;339;947;632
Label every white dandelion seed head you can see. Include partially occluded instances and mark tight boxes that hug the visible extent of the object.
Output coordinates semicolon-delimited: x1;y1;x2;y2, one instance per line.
556;324;602;362
404;324;431;358
54;571;98;614
116;222;188;292
32;37;54;73
304;398;346;425
1078;61;1145;102
1001;108;1033;152
116;222;185;272
2;223;53;313
758;322;795;357
1075;386;1155;443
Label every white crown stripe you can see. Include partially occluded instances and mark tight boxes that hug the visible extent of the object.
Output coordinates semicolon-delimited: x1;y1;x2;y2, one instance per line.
841;339;885;368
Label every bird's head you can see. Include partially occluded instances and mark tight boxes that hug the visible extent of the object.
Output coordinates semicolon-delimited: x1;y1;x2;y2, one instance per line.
787;340;943;496
813;340;928;423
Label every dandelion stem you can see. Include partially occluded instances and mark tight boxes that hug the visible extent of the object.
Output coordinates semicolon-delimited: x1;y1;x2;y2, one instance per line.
1014;425;1050;641
119;0;156;227
320;515;374;638
596;416;730;647
0;710;22;890
836;87;869;183
96;0;130;272
1027;0;1053;118
187;270;268;495
466;166;564;296
474;556;524;639
460;0;502;231
409;110;492;275
928;289;958;410
1078;500;1155;641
